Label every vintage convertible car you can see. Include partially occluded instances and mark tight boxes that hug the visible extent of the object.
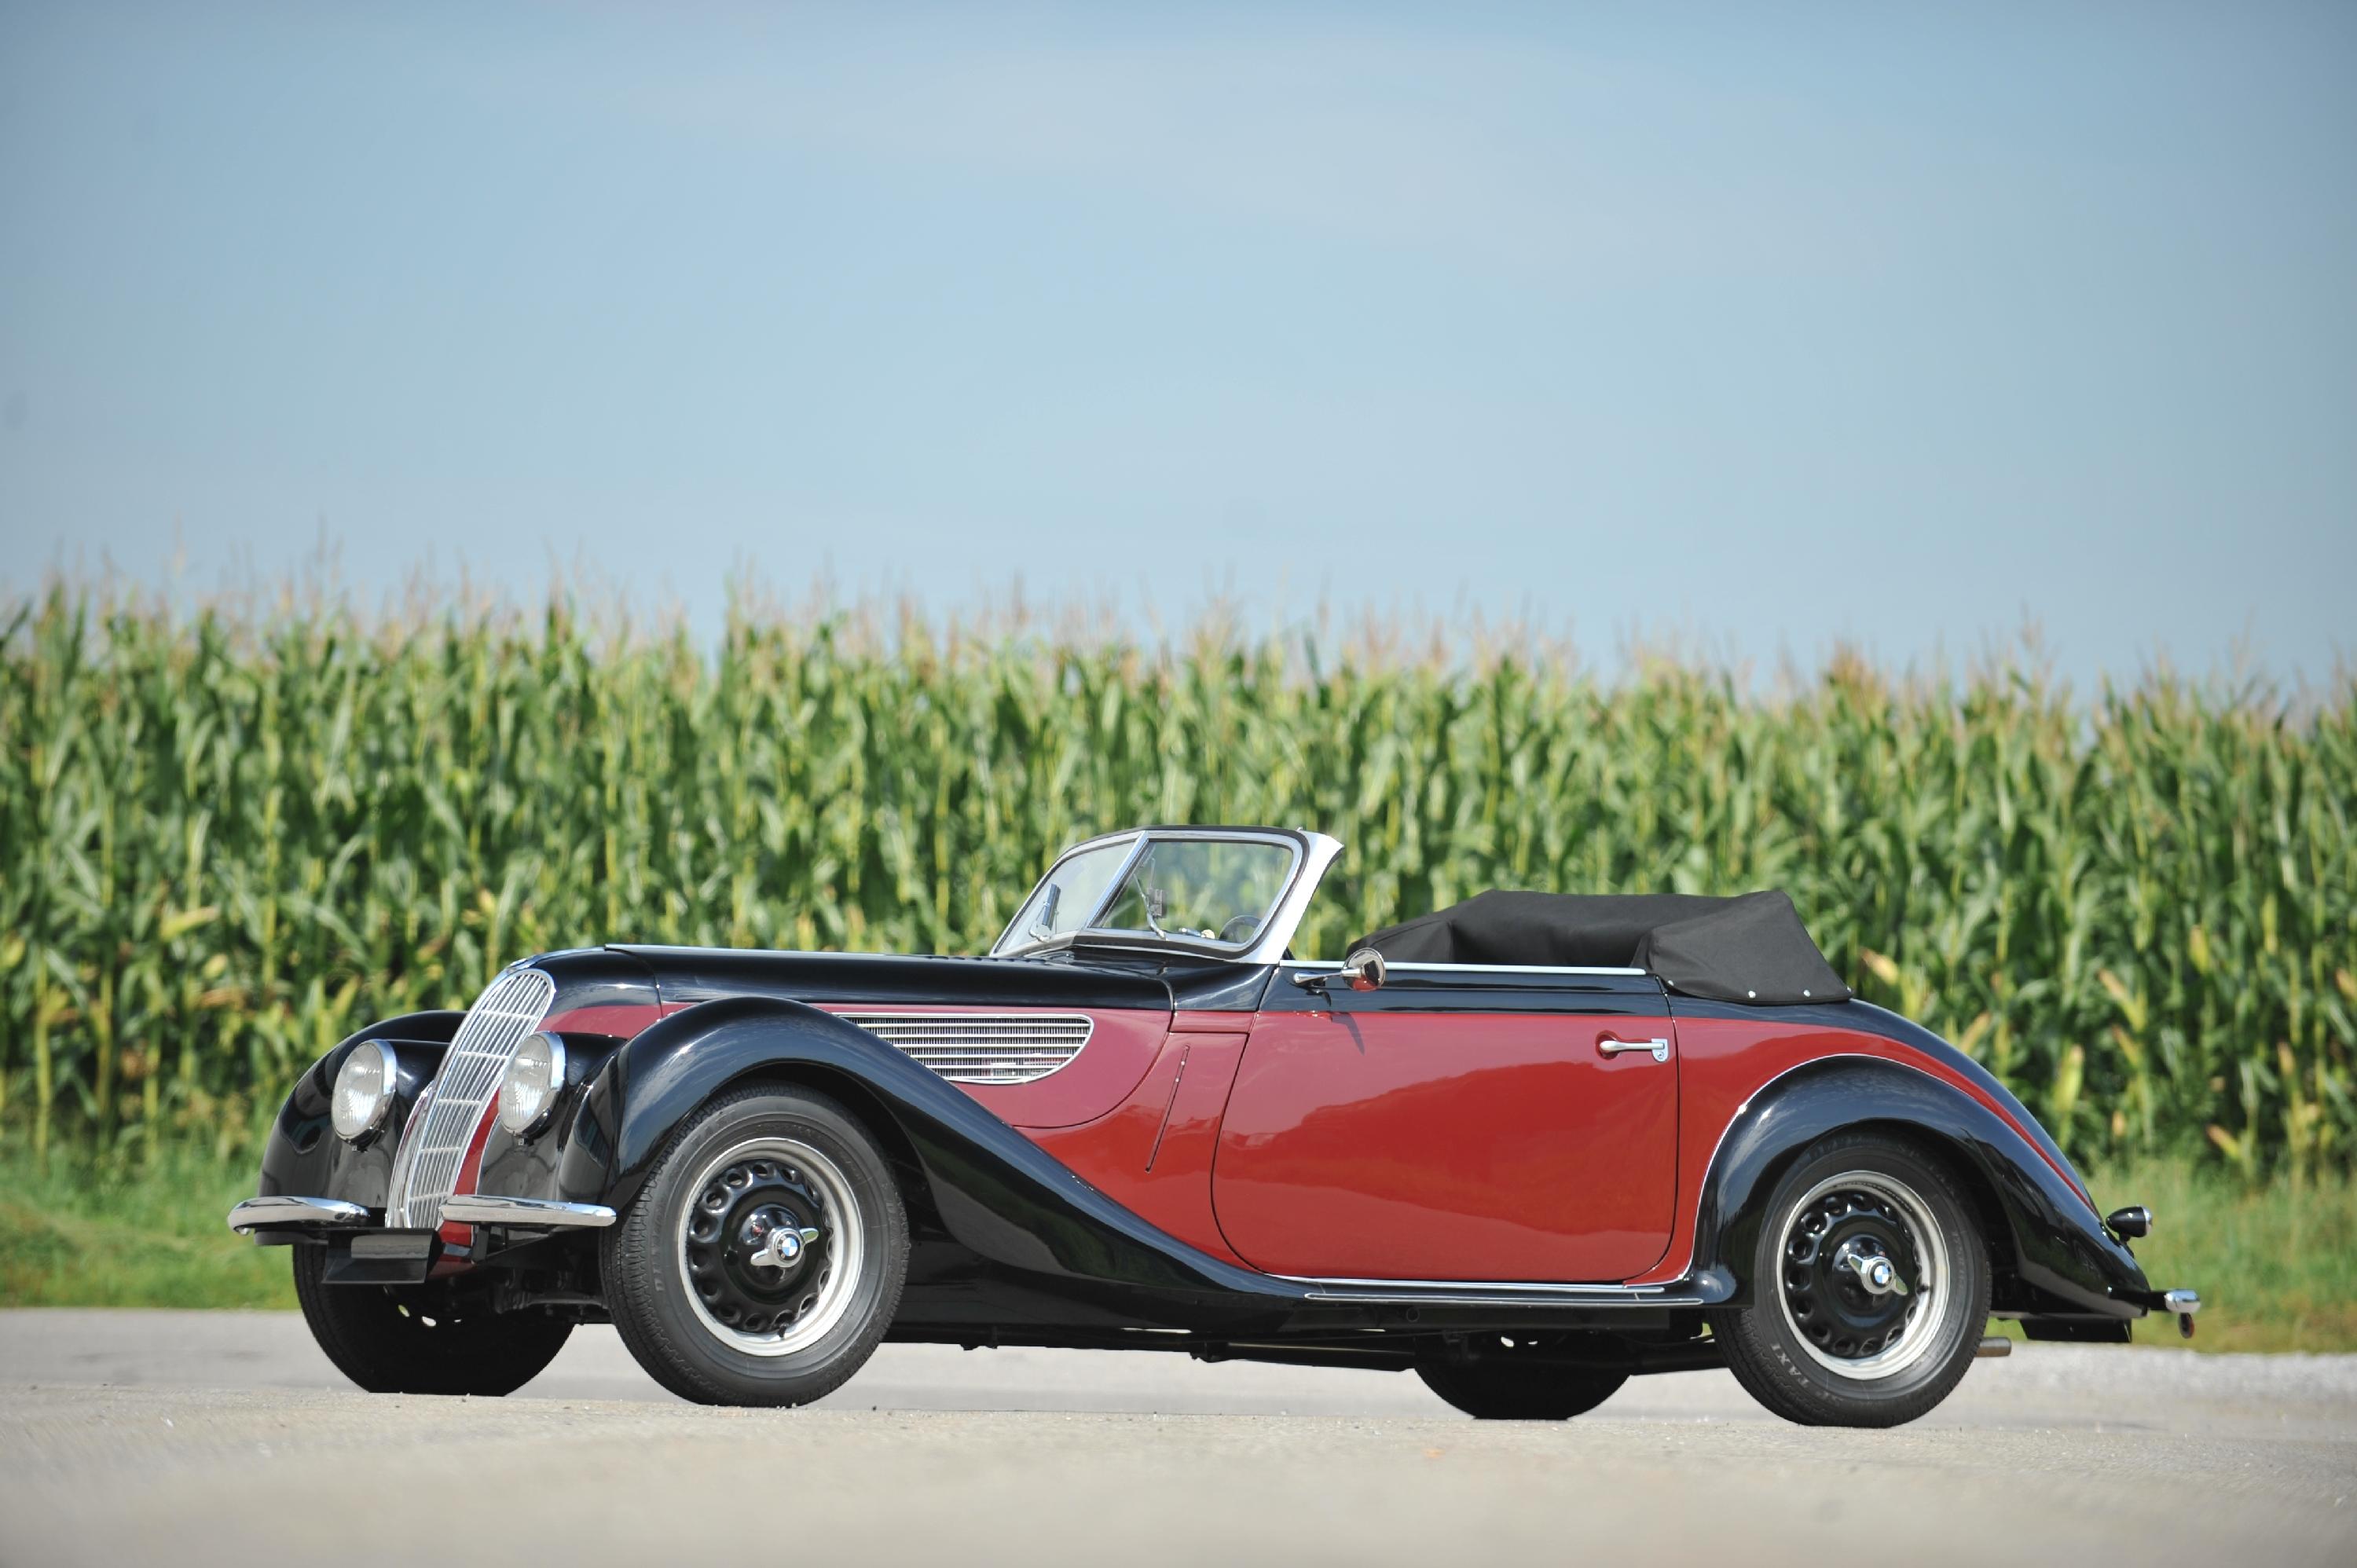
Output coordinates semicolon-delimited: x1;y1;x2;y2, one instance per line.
231;825;2199;1427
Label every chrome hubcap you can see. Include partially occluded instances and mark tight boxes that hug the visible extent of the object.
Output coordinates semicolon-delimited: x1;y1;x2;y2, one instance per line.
1776;1170;1948;1380
742;1207;821;1273
676;1137;863;1357
1831;1236;1909;1297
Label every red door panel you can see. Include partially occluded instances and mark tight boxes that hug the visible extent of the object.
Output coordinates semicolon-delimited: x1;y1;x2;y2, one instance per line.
1212;1009;1678;1282
1028;1031;1254;1266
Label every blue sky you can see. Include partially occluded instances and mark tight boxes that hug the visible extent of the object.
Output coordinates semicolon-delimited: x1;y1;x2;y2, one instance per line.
2;1;2351;685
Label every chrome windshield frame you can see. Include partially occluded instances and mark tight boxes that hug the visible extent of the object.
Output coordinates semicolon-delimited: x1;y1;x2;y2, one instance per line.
992;826;1343;966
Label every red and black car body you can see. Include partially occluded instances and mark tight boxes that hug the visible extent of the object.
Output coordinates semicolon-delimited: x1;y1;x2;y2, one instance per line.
235;826;2197;1424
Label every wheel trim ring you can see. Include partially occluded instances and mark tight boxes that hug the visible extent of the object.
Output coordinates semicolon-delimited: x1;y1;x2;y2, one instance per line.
676;1135;865;1359
1775;1168;1950;1382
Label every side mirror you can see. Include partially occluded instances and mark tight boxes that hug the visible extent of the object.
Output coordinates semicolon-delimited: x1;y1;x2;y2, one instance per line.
1287;948;1387;995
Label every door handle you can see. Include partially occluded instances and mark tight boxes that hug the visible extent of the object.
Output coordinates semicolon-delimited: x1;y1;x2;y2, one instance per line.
1598;1035;1671;1064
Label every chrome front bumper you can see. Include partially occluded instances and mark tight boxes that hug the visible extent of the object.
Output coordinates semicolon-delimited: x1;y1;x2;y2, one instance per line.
440;1194;616;1228
228;1194;614;1235
228;1196;370;1233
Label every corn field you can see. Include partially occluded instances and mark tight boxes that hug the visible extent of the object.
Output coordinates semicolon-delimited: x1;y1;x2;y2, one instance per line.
2;584;2352;1177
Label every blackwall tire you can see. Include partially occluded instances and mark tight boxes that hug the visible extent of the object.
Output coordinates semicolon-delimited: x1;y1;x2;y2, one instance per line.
1708;1130;1991;1428
292;1246;573;1396
1416;1335;1631;1420
602;1083;908;1408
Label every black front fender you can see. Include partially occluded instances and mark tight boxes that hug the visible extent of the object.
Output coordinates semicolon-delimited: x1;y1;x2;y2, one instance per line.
255;1011;463;1211
1692;1057;2152;1319
550;995;1307;1328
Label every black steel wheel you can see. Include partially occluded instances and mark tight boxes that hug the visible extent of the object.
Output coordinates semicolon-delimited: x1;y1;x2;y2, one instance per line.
1416;1335;1631;1420
1709;1130;1989;1427
292;1246;573;1396
603;1083;907;1407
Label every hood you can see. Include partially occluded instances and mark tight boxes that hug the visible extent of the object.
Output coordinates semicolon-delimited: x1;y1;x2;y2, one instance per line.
605;944;1175;1014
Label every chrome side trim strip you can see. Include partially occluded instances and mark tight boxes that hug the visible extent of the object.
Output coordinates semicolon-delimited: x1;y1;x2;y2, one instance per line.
227;1196;371;1233
1279;1273;1678;1292
1321;960;1651;977
1278;1273;1707;1307
438;1195;618;1229
1299;1287;1710;1308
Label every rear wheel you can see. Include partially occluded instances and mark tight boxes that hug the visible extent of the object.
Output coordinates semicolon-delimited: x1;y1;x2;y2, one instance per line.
603;1084;908;1406
1710;1130;1990;1427
292;1246;573;1395
1416;1335;1631;1420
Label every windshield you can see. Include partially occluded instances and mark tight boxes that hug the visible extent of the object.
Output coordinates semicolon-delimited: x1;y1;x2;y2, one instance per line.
992;832;1300;956
1000;836;1137;951
1095;838;1293;947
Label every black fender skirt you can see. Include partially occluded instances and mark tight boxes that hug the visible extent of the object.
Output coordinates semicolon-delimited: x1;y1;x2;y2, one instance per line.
548;995;1318;1335
1689;1056;2154;1319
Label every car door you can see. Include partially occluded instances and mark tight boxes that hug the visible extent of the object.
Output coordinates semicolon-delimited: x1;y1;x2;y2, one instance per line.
1211;964;1680;1282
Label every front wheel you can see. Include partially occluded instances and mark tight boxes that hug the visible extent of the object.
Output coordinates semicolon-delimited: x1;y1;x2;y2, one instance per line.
1417;1335;1631;1420
292;1246;573;1395
1708;1130;1991;1427
603;1083;909;1406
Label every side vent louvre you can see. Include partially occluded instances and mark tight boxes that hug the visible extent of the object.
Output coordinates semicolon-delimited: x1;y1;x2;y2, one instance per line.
837;1012;1093;1084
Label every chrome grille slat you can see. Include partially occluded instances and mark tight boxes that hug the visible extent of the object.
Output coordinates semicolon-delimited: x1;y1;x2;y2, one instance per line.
837;1011;1094;1084
386;966;556;1229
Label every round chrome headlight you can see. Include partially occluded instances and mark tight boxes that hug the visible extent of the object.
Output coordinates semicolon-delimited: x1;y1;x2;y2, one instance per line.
497;1032;566;1138
330;1040;398;1141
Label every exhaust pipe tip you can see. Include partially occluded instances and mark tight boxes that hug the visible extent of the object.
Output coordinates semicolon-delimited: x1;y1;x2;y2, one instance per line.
1974;1334;2012;1359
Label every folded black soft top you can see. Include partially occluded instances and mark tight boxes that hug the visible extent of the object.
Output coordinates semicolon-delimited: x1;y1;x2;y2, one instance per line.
1349;889;1851;1006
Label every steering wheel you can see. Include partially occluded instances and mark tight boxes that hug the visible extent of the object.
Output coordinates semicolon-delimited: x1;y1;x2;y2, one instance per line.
1217;913;1263;944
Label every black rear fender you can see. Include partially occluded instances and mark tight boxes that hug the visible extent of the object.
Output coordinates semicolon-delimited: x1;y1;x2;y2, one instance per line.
1692;1057;2150;1320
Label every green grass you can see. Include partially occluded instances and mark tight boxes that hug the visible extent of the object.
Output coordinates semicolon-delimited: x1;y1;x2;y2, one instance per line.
4;1148;2348;1350
0;1146;294;1310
